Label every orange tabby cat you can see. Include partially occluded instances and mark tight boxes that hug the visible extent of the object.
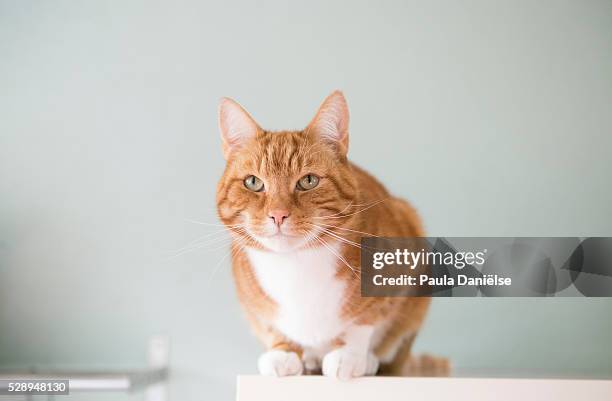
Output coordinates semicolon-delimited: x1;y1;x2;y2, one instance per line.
216;91;433;379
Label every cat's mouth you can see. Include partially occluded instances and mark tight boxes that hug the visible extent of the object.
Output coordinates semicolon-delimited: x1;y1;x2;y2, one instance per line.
251;230;310;252
252;222;301;239
260;231;300;238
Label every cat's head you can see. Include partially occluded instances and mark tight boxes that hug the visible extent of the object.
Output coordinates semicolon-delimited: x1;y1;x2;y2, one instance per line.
216;91;358;252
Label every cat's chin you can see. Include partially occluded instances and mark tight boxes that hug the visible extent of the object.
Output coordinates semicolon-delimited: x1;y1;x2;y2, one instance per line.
254;234;309;253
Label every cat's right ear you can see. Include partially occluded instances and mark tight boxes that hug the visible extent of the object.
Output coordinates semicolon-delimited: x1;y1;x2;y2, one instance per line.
218;97;261;159
306;91;350;157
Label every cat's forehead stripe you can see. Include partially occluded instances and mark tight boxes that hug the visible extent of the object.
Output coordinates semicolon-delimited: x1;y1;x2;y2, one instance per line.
251;131;315;175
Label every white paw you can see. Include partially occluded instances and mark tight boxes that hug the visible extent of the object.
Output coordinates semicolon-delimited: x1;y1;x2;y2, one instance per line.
258;350;304;377
322;348;379;380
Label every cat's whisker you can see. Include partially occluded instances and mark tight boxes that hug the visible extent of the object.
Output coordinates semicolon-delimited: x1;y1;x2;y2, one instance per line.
314;222;383;239
313;198;386;220
198;229;247;249
206;232;251;283
312;234;359;278
167;227;247;260
307;224;362;250
172;228;235;253
313;198;389;220
303;237;316;251
314;200;375;220
301;229;323;251
184;218;243;228
309;223;393;253
315;202;354;219
166;236;234;260
345;198;392;208
171;222;244;254
345;197;389;208
179;227;245;251
296;229;315;251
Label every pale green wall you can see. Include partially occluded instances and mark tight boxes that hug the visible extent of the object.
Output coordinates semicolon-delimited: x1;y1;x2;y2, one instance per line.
1;0;611;399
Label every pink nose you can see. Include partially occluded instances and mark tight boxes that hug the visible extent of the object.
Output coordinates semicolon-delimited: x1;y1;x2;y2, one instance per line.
268;209;290;226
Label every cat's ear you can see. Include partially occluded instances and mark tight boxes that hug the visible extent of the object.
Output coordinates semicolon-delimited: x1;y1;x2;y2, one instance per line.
306;90;350;155
218;97;261;159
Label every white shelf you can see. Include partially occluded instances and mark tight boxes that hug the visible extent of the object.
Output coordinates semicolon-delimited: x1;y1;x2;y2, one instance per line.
237;375;612;401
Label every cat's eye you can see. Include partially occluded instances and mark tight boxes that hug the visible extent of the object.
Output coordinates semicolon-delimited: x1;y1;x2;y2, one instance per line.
296;174;320;191
244;175;264;192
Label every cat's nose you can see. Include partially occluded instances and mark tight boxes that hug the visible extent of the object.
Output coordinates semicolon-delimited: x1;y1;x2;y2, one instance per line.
268;209;290;226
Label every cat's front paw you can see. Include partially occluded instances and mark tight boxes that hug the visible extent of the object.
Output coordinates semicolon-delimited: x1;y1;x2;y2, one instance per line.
258;350;304;377
322;348;379;380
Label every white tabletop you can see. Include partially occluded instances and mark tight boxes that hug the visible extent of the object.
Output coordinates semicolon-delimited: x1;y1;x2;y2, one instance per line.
237;375;612;401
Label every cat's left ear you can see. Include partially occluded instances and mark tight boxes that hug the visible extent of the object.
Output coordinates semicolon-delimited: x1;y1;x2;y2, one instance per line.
306;90;350;156
218;97;261;159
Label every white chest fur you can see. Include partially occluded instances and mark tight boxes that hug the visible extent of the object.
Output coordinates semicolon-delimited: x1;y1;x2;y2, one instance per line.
246;243;348;348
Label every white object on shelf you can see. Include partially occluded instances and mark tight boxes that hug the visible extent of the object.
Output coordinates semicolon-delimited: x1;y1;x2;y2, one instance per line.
148;335;170;369
146;335;170;401
236;375;612;401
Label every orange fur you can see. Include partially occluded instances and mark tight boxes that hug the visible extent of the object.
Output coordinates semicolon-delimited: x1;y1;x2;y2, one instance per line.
216;91;439;377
